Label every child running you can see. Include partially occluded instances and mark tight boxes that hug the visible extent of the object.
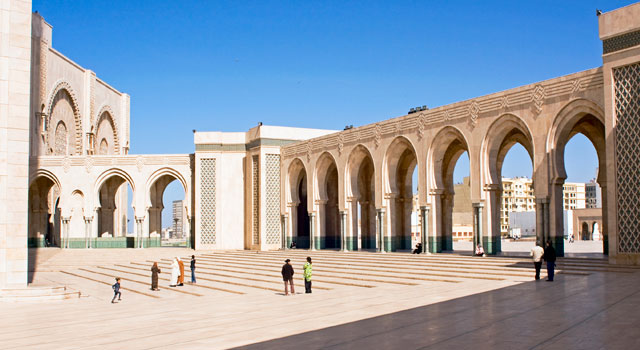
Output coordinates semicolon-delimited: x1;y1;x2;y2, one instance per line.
111;277;122;303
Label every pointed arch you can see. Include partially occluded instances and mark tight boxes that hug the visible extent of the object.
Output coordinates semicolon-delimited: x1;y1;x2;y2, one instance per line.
345;144;375;199
95;105;120;155
314;152;338;202
547;99;606;183
383;136;418;195
482;113;535;186
46;81;83;155
314;152;340;248
428;126;470;191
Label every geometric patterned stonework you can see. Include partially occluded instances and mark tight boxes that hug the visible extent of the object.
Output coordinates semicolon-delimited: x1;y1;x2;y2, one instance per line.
252;155;260;245
603;29;640;54
614;62;640;254
200;158;216;245
264;154;281;245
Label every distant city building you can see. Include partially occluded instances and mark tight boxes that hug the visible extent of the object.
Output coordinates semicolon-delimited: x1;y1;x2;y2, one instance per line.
161;227;174;240
172;200;184;239
586;180;602;208
500;177;535;235
563;182;586;210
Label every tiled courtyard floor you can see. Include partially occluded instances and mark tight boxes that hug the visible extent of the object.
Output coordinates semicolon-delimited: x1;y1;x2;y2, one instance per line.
2;247;637;349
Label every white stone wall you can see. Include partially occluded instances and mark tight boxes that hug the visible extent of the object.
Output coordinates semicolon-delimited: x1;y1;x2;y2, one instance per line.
194;147;245;250
0;0;32;287
194;126;335;251
29;13;129;158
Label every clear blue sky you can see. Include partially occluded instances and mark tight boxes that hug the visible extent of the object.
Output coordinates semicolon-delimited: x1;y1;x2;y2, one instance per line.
34;1;628;229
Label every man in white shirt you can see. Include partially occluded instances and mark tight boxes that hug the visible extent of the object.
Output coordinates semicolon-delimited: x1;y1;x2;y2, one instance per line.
530;244;544;280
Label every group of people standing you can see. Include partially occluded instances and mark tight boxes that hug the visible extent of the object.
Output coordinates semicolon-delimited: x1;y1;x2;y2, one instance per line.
110;244;558;303
149;255;197;291
281;257;313;296
530;241;557;281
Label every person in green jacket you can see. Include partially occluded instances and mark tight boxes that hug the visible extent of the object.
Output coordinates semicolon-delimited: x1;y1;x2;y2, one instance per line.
303;256;312;293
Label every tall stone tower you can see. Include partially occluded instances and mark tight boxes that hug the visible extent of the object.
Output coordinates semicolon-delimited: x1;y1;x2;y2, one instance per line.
600;3;640;264
0;0;32;288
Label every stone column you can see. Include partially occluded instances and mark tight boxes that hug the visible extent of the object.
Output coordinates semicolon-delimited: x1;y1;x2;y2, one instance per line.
376;208;386;253
280;214;287;250
135;217;145;248
549;182;565;256
287;202;298;248
420;206;429;254
309;212;316;251
347;197;358;251
62;217;71;249
542;198;552;247
599;184;609;255
84;216;93;249
535;198;545;246
185;215;192;249
472;203;484;255
430;189;444;253
340;210;347;252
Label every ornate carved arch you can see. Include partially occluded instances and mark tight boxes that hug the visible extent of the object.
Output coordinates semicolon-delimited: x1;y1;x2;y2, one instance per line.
287;158;307;205
46;81;83;155
95;105;120;155
481;113;535;186
428;126;470;192
383;136;418;195
314;152;338;202
546;99;605;183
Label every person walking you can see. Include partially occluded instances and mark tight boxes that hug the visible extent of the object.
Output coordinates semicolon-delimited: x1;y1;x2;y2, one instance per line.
190;255;196;284
530;244;544;280
281;259;295;296
303;257;313;294
111;277;121;303
170;257;179;287
543;241;557;281
177;257;185;286
151;262;161;291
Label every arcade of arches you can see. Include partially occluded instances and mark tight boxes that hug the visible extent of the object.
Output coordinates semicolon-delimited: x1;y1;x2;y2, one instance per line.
281;67;615;259
9;3;640;295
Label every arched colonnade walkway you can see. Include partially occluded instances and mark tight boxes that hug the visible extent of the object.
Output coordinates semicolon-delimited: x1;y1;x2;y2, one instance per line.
281;68;607;257
29;155;192;248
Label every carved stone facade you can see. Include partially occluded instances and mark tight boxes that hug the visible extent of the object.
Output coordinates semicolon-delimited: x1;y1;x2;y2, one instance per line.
4;2;640;292
281;68;608;257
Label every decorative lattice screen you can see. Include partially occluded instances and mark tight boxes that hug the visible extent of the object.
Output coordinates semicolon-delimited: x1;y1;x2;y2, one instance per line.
252;155;260;245
614;62;640;253
265;154;281;245
200;158;216;244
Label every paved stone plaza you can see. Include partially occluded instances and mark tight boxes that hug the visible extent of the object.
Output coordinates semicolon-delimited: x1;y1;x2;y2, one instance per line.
2;248;637;349
3;1;640;349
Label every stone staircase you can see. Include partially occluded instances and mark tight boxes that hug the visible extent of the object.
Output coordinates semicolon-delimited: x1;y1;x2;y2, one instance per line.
27;249;640;302
0;286;81;302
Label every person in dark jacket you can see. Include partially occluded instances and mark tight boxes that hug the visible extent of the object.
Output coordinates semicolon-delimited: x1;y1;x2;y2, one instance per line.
190;255;196;284
281;259;295;296
111;277;121;303
151;262;161;291
543;241;557;281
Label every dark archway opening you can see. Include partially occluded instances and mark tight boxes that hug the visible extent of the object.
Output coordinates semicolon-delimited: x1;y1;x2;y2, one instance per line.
296;173;310;249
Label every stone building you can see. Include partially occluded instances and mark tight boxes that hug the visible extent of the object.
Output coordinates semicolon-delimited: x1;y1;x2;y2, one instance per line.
563;182;586;210
172;200;183;239
586;180;602;208
3;1;640;290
